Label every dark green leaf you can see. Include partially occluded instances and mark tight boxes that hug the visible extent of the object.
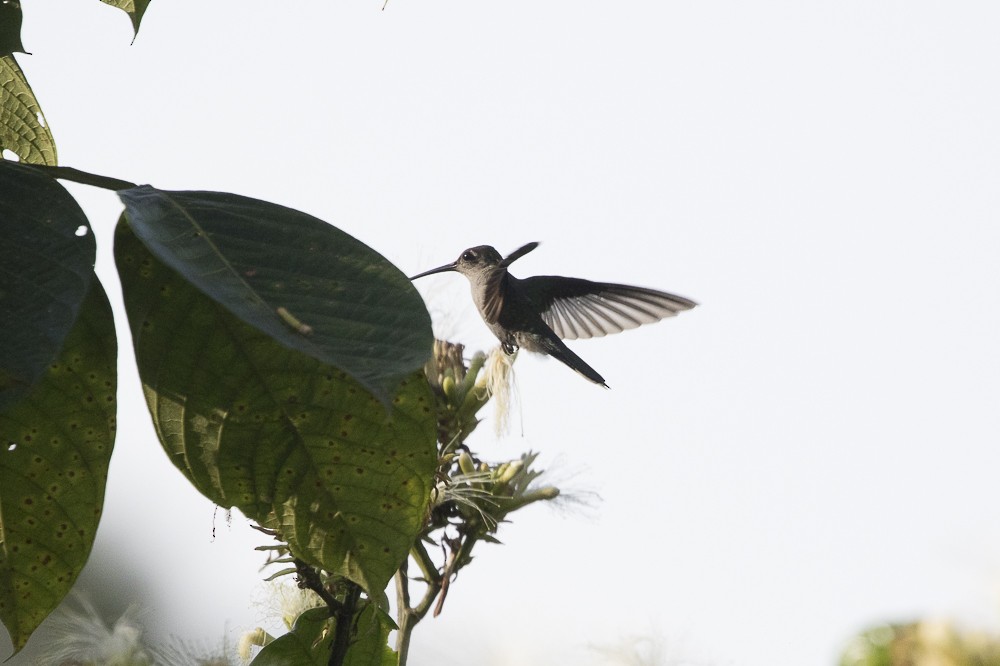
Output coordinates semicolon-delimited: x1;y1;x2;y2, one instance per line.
343;603;396;666
0;161;94;411
0;55;57;165
0;0;24;55
99;0;152;35
251;607;334;666
0;280;117;652
115;220;437;599
118;186;433;404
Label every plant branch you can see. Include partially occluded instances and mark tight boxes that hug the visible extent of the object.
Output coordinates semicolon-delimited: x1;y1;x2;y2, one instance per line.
394;562;414;664
410;541;441;586
396;558;411;610
294;558;342;612
19;163;138;191
329;580;361;666
410;541;444;622
394;542;446;665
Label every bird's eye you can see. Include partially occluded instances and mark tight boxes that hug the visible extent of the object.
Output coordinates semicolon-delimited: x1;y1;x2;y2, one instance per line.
461;251;476;261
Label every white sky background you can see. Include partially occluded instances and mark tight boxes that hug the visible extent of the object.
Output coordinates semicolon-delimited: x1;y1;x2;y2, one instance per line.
5;1;1000;664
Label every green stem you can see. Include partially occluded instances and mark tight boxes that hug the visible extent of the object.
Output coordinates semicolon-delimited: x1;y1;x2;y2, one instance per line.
394;567;414;666
394;543;444;665
409;541;443;620
19;163;138;191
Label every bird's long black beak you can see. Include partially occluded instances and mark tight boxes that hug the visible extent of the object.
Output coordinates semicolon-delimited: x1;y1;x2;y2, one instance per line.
409;262;457;280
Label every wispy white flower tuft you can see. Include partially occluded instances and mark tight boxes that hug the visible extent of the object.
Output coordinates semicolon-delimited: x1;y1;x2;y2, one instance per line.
433;467;501;527
155;635;238;666
589;631;704;666
40;594;154;666
237;627;274;663
483;346;519;436
537;453;602;518
253;580;325;632
590;635;663;666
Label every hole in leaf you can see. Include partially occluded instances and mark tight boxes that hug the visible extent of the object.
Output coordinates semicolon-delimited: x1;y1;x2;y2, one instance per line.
75;225;88;237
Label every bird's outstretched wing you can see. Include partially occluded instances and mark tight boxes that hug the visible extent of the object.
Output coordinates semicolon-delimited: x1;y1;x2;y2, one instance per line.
519;276;697;340
481;270;506;324
482;242;540;324
500;242;539;268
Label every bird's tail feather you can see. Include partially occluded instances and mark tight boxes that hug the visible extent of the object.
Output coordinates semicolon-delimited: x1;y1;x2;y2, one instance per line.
542;337;608;388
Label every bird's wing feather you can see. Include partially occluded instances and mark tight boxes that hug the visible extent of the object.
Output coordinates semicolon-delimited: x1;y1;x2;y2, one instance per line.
500;242;539;268
519;276;697;340
481;271;508;324
483;243;538;323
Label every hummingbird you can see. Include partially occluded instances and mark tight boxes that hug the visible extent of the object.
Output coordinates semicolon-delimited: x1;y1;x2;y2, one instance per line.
410;242;696;387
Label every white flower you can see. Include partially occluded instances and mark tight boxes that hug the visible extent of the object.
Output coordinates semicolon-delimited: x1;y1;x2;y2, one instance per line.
237;628;273;663
253;580;324;632
40;594;154;666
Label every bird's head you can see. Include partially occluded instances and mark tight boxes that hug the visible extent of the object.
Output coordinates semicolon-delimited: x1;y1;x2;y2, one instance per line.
410;245;504;282
410;243;538;283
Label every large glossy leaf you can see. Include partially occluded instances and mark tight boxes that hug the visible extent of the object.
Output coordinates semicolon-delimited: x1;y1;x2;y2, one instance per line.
115;220;437;598
0;161;94;411
0;280;117;653
0;55;57;166
118;186;433;404
0;0;24;55
99;0;152;35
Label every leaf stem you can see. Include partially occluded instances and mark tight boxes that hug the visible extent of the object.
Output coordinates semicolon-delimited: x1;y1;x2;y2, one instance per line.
18;163;138;191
